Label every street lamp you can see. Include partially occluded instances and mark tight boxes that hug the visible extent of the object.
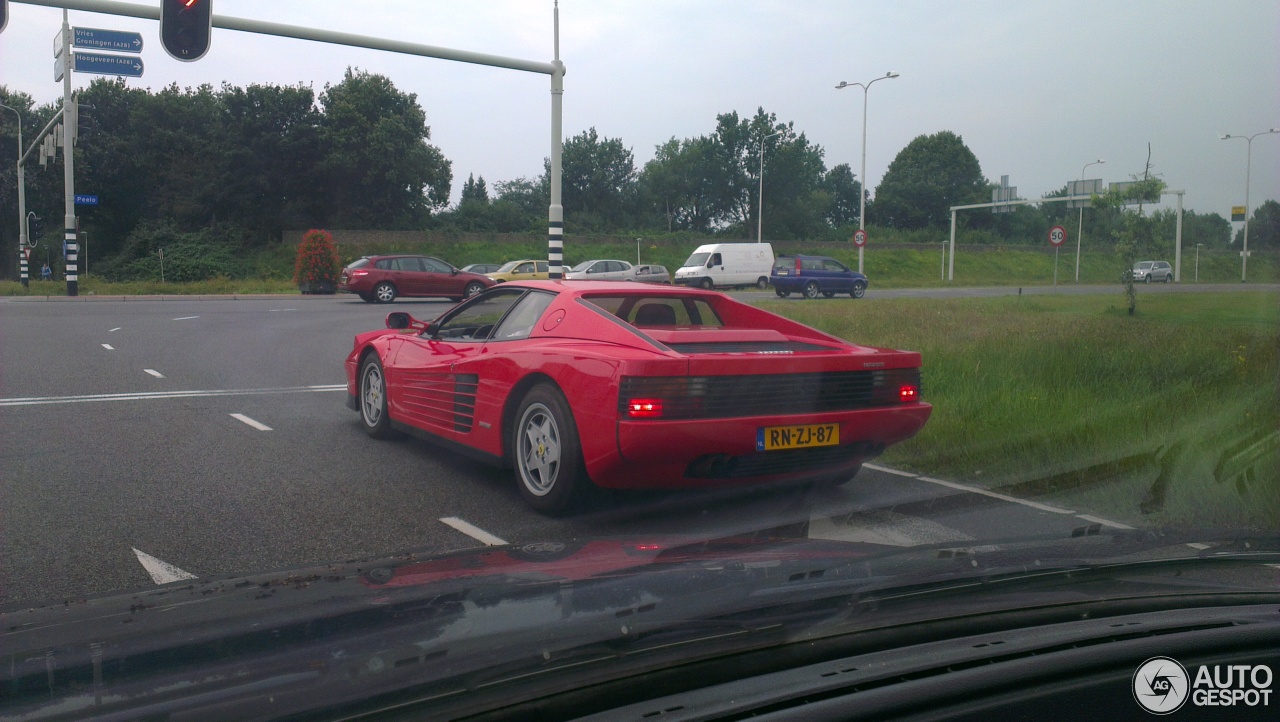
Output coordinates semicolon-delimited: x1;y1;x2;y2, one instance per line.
0;102;28;287
1075;159;1104;283
757;131;782;243
837;71;899;273
1195;243;1202;282
1221;128;1279;283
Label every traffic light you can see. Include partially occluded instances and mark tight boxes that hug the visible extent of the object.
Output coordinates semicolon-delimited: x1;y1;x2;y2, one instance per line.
75;103;95;142
160;0;212;62
29;215;44;242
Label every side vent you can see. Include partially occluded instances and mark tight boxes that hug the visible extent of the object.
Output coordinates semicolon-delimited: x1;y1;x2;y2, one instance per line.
454;374;478;432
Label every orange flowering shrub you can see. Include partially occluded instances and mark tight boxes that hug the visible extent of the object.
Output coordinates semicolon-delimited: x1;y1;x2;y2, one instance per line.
294;229;340;289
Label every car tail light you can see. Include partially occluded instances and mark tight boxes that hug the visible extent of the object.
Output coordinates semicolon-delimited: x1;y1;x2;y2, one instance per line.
351;270;369;277
899;385;919;402
627;399;663;418
795;257;803;275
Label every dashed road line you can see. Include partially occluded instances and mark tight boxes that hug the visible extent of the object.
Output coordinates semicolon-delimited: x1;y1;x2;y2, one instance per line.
1;384;346;407
172;315;199;321
1185;542;1211;550
269;308;299;312
101;343;114;350
440;517;508;546
143;369;165;379
230;413;273;431
108;327;122;332
132;547;197;584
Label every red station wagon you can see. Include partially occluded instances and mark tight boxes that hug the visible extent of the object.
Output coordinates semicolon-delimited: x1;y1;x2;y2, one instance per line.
339;254;495;303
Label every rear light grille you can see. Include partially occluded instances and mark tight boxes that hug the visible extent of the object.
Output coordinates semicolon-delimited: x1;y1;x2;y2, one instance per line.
619;369;922;420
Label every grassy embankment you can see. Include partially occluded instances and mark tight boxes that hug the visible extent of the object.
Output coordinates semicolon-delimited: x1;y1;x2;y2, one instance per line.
0;277;298;296
761;291;1279;530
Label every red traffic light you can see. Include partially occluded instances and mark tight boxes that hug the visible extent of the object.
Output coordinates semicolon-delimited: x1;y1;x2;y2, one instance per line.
160;0;212;62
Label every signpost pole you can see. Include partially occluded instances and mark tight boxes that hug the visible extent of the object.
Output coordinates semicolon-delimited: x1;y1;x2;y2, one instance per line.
61;9;78;297
1054;247;1059;286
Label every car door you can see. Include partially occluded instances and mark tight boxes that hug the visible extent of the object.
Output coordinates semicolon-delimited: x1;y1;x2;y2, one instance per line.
511;261;537;282
823;259;852;292
387;289;526;441
419;256;458;298
605;261;632;281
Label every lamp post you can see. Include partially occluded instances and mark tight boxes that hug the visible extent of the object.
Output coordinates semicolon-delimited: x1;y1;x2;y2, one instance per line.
0;102;28;287
757;131;782;243
1221;128;1279;283
837;71;899;273
1075;159;1104;283
1195;243;1202;282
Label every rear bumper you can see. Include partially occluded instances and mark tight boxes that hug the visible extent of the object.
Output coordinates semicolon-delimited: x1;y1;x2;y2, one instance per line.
770;276;806;292
586;403;932;489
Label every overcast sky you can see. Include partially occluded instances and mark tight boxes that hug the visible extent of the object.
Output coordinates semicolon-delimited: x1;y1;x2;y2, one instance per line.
3;0;1278;219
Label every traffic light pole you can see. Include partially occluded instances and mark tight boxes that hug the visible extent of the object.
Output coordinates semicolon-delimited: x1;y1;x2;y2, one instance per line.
0;102;28;286
61;9;78;295
16;0;566;282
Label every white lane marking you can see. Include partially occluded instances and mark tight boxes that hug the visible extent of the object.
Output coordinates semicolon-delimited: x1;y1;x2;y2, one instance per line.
809;509;988;548
864;463;918;478
143;369;165;379
172;315;199;321
269;308;299;312
1185;543;1211;550
108;327;122;332
1075;514;1135;530
916;475;1076;514
1;384;346;408
101;343;114;350
439;517;508;546
230;413;272;431
132;547;197;584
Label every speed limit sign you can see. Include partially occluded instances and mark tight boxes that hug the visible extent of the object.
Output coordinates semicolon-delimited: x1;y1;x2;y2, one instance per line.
852;229;867;247
1048;225;1067;247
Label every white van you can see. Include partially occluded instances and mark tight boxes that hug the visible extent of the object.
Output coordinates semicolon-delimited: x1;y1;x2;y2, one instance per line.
673;243;774;290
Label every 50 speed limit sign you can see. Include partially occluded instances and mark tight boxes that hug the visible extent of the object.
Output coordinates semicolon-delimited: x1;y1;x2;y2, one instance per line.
1048;225;1067;247
852;229;868;247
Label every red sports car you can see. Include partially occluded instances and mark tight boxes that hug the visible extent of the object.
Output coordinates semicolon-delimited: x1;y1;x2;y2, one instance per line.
344;281;931;513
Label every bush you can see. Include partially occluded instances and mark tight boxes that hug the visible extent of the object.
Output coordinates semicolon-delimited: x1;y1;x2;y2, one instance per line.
294;229;340;291
97;221;250;281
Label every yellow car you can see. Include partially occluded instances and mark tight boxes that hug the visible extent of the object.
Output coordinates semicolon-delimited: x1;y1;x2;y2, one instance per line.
487;259;550;283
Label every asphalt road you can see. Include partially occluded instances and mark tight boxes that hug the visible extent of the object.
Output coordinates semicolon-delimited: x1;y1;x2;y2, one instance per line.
1;284;1235;607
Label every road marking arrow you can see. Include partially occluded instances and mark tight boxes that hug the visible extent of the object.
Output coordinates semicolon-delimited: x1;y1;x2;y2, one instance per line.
132;547;197;584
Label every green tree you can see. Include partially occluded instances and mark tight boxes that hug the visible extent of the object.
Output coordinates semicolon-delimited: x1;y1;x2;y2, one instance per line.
1234;200;1280;248
872;130;987;230
546;127;637;231
823;163;862;229
639;136;721;233
317;68;452;228
460;174;490;205
1094;176;1166;315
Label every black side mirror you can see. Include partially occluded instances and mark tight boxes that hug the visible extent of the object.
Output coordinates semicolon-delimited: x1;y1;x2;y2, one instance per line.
425;322;440;338
386;312;411;330
450;267;459;275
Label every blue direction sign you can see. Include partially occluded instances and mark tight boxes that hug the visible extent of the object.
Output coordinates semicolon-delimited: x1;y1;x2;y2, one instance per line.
72;52;144;77
73;27;143;53
75;194;99;206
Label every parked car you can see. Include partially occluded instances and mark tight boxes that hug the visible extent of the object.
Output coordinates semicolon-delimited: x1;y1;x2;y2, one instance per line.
461;263;503;275
1132;260;1173;283
673;243;774;289
346;281;930;512
488;259;550;283
630;264;671;284
338;255;495;303
564;259;634;281
771;254;868;299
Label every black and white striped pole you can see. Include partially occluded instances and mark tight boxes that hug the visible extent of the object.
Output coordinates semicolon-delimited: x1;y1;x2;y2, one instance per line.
547;1;564;279
60;9;78;296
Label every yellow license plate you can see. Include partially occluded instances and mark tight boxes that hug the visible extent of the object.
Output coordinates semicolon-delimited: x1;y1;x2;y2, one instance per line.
756;424;839;451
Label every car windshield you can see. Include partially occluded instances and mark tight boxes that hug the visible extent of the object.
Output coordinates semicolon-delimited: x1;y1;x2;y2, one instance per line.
2;2;1276;720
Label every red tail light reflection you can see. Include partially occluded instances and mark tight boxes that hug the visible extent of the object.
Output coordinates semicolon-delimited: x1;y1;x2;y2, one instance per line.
899;385;919;402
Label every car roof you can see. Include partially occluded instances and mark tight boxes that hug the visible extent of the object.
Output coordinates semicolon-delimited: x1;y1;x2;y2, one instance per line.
500;280;713;296
777;253;839;261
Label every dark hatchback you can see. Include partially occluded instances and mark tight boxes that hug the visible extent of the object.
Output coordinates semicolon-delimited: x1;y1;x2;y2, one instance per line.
771;254;868;299
338;254;495;303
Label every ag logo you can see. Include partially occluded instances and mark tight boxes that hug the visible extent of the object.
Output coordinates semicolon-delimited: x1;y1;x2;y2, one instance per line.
1134;656;1190;714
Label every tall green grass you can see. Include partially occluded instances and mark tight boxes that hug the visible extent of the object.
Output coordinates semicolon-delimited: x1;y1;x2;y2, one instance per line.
0;276;299;296
761;291;1279;529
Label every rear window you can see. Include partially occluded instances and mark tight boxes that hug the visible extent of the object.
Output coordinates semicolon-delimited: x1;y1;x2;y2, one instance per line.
773;257;795;271
584;295;723;328
346;258;371;270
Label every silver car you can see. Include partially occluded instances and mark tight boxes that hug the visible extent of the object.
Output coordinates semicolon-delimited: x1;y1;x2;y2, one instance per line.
630;264;671;284
564;259;634;281
1132;260;1173;283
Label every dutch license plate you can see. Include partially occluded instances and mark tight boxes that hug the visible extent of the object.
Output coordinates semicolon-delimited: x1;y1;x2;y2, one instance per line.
756;424;839;451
